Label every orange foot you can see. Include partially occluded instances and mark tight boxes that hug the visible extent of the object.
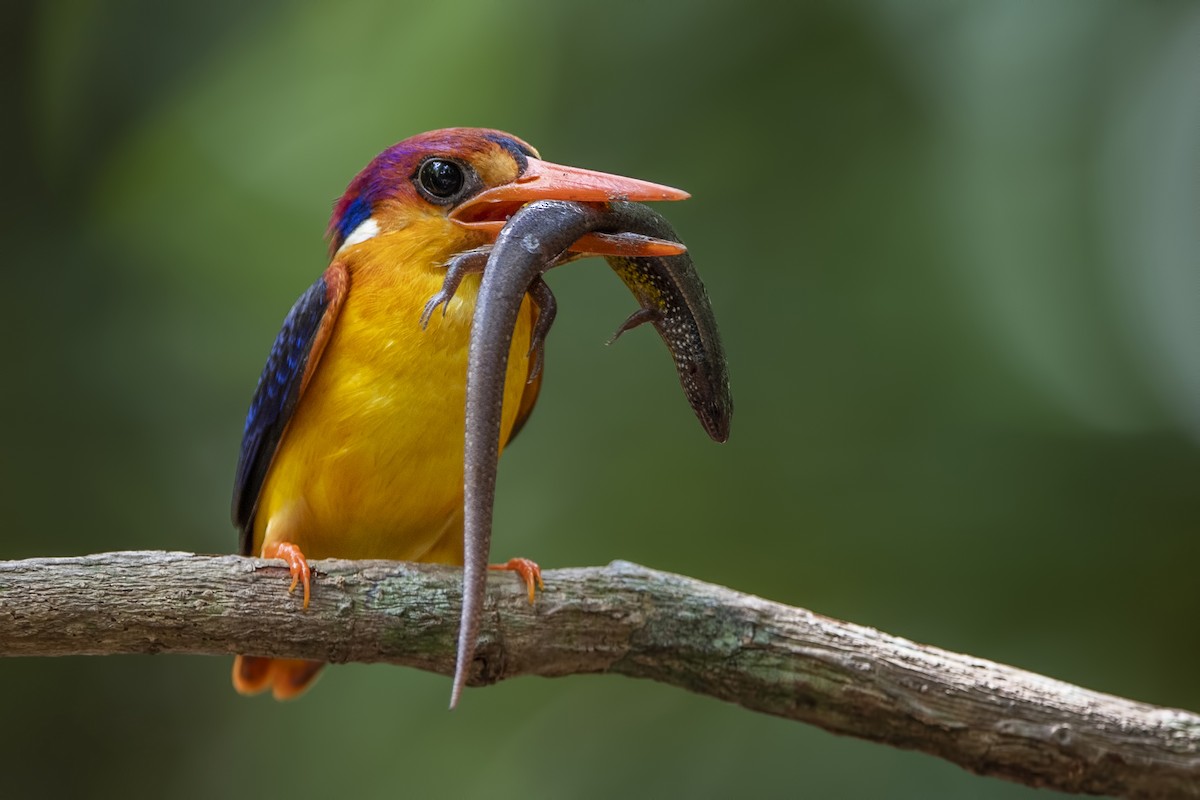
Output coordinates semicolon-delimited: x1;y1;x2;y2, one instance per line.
262;540;311;609
489;557;544;604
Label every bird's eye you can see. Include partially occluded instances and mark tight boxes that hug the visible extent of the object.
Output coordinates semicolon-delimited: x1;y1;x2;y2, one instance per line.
416;158;466;202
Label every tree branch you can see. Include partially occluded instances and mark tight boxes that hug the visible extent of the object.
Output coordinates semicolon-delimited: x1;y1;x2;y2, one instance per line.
0;551;1195;797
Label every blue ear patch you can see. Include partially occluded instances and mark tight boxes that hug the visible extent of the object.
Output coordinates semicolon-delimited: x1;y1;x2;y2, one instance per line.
335;195;372;247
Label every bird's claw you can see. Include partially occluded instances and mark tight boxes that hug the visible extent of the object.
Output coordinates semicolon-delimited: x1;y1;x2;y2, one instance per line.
489;557;544;604
262;540;312;609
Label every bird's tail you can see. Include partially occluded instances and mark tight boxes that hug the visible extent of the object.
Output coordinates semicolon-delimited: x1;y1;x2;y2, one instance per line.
232;656;324;700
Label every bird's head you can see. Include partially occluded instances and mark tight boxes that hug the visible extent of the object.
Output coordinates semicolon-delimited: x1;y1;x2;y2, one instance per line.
328;127;687;259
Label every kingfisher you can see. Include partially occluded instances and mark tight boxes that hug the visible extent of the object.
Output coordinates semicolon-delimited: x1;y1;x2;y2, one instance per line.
231;128;691;699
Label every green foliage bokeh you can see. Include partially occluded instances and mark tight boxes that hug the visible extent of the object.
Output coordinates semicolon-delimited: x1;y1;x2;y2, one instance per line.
3;1;1198;797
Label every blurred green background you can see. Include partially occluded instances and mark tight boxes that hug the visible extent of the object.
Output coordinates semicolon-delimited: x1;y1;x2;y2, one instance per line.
3;1;1198;797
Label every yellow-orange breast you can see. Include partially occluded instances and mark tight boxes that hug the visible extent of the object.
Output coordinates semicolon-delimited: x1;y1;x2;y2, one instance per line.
250;223;535;564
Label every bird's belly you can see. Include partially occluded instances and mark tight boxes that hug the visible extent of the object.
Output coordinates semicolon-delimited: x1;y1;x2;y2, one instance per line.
252;279;533;564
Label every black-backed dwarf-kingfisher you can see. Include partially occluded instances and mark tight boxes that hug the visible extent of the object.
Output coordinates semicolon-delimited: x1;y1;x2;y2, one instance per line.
231;128;730;702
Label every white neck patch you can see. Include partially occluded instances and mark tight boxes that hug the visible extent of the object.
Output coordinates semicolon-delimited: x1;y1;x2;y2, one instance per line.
336;217;380;254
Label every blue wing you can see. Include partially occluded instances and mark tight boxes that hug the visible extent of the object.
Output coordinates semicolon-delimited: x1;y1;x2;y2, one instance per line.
231;264;348;553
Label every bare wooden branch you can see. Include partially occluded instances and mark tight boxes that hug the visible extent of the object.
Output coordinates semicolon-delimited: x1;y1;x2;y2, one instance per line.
0;551;1195;797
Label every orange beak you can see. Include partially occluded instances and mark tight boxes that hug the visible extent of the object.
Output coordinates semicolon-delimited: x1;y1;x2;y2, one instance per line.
451;157;690;257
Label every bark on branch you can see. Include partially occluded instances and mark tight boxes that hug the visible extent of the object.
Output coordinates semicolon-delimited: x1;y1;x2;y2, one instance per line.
0;551;1195;797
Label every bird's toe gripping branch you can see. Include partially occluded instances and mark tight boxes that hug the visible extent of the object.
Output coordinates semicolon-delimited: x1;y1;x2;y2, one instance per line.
261;540;312;609
489;557;544;604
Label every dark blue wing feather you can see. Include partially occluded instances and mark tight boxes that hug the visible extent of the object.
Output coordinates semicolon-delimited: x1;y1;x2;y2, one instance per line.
232;276;331;553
